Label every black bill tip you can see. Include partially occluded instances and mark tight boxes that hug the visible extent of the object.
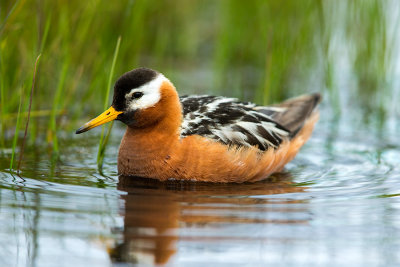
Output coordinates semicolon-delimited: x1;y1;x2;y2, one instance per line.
75;126;87;134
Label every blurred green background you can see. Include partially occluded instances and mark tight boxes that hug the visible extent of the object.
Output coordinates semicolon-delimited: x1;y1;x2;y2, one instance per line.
0;0;399;153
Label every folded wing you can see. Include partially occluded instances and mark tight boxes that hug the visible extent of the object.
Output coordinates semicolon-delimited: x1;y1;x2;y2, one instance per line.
180;95;286;150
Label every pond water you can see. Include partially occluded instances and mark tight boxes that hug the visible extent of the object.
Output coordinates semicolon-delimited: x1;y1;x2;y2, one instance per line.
0;104;399;266
2;0;400;266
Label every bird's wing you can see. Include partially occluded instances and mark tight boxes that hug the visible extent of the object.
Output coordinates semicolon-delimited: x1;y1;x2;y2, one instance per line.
179;95;290;151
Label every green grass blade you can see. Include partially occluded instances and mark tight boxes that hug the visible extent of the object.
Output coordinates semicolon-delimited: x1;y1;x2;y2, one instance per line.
0;0;23;34
39;14;51;53
17;54;41;173
97;36;121;174
9;88;24;171
49;61;69;156
0;47;5;148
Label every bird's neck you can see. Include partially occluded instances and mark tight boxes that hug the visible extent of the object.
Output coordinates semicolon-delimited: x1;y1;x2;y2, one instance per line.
118;81;182;163
123;112;181;149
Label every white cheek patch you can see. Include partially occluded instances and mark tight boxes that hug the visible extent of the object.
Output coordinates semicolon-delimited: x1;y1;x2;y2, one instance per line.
125;74;167;111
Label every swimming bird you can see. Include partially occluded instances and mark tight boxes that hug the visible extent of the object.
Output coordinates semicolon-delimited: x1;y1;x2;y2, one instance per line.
76;68;320;183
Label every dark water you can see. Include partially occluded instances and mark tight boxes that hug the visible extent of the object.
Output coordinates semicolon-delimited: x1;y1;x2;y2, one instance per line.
1;106;399;266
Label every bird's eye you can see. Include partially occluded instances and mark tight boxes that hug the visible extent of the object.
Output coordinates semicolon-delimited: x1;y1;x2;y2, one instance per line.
132;92;143;99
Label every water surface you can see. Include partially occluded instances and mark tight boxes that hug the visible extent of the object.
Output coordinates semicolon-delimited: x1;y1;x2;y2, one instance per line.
1;108;399;266
2;0;400;266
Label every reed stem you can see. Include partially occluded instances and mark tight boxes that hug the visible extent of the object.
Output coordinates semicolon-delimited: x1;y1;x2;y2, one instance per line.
97;36;121;174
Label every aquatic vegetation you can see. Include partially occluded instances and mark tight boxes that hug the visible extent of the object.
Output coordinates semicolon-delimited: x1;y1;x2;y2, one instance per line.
48;60;67;157
9;87;23;171
0;0;397;151
17;54;41;172
97;36;121;174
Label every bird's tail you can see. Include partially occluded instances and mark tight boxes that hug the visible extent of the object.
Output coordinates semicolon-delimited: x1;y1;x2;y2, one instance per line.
258;93;321;138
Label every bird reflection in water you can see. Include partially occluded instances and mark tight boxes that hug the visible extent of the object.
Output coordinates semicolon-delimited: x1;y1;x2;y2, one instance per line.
110;173;307;265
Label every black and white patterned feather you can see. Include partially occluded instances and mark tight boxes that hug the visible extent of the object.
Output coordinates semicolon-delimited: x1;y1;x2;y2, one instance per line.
179;95;292;151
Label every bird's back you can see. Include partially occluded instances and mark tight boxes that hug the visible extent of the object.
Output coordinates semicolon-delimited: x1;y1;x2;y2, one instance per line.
180;93;321;151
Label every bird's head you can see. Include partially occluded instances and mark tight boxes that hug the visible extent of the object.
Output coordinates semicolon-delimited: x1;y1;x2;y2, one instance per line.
76;67;176;134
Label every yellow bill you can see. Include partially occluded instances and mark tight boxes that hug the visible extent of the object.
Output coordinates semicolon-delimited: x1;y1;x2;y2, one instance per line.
76;106;123;134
